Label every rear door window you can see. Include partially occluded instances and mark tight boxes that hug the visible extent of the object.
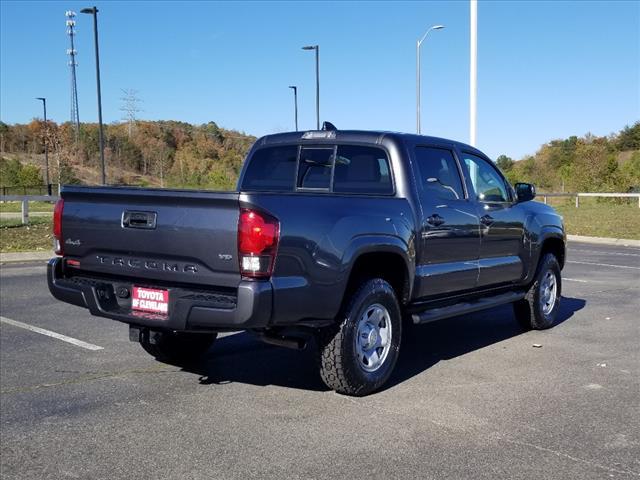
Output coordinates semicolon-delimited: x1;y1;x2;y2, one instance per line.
333;145;393;194
241;146;297;191
414;147;465;200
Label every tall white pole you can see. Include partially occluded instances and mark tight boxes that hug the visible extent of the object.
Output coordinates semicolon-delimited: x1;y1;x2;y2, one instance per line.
470;0;477;147
416;40;421;134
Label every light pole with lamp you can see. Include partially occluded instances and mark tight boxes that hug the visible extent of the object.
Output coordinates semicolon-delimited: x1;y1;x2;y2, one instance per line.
81;6;106;184
416;25;445;135
35;97;51;195
288;86;298;131
302;45;319;130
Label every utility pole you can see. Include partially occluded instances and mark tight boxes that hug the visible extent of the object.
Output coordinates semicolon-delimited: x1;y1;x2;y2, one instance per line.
470;0;478;146
65;11;80;142
81;6;106;185
288;86;298;131
35;98;51;195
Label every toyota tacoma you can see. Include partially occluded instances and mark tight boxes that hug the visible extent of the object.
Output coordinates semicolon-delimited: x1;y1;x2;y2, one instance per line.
48;126;565;396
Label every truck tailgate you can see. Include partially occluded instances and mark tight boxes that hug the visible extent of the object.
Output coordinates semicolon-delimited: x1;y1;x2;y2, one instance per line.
60;186;240;288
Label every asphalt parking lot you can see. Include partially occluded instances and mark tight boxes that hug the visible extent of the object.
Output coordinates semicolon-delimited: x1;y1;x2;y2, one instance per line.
1;242;638;479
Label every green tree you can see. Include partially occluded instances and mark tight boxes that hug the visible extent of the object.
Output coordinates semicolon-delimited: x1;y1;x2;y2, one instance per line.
495;154;514;172
17;164;43;186
616;122;640;150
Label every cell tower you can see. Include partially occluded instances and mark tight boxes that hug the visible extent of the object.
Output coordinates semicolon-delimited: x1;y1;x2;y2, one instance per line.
65;10;80;141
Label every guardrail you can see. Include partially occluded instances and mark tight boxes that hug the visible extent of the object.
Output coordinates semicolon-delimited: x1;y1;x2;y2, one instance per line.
538;192;640;208
0;195;59;225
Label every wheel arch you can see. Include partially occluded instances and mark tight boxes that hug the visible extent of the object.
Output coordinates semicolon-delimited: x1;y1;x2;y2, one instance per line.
340;236;414;308
525;226;566;285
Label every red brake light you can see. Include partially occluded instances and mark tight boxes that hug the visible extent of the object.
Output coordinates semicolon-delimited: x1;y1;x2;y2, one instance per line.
238;208;279;278
53;199;64;255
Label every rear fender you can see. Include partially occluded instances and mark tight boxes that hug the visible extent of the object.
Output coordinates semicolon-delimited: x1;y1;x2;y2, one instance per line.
341;235;415;303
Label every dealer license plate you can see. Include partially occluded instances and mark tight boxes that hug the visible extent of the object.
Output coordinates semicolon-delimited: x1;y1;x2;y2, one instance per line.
131;286;169;315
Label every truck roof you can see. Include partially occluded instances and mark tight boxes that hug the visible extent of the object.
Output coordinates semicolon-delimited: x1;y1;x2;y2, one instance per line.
255;129;487;157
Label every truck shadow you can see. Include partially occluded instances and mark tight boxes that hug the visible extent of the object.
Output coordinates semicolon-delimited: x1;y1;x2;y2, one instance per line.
383;295;585;392
186;296;585;393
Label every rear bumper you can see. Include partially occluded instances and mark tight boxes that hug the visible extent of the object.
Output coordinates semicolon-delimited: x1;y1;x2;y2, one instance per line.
47;257;272;331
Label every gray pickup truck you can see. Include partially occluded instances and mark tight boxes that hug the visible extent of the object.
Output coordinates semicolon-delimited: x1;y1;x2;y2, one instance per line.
48;126;565;396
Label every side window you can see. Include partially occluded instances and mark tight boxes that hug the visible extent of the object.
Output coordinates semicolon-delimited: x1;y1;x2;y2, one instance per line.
297;147;334;190
461;152;510;202
333;145;393;194
241;146;297;191
414;147;465;200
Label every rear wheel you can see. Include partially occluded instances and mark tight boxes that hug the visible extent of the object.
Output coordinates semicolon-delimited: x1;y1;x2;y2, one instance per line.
317;278;402;396
139;331;217;365
514;253;562;330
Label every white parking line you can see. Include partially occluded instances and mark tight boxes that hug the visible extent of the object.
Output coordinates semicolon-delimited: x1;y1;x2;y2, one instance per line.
567;260;640;270
563;278;589;283
0;316;104;351
571;249;640;257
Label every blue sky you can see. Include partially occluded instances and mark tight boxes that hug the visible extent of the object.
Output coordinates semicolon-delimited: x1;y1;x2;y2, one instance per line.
1;1;638;160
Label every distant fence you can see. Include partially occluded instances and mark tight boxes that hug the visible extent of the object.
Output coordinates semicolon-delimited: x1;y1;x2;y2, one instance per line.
0;195;58;225
0;185;59;196
538;192;640;208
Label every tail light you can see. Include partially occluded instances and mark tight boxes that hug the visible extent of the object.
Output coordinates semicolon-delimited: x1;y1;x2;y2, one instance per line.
53;198;64;255
238;208;279;278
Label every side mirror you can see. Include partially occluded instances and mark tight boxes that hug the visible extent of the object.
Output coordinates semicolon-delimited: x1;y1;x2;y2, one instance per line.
515;182;536;203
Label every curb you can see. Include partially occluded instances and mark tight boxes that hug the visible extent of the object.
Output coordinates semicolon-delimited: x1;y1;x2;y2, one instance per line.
567;235;640;248
0;251;53;264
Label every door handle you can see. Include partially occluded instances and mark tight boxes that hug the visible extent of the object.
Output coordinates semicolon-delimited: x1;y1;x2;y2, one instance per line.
427;214;445;227
480;214;494;226
122;210;157;229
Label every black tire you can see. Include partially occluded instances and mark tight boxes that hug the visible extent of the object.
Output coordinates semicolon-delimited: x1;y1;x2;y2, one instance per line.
139;331;217;365
514;253;562;330
317;278;402;396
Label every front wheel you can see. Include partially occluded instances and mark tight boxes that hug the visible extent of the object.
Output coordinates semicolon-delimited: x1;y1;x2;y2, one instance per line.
317;278;402;396
139;331;217;365
514;253;562;330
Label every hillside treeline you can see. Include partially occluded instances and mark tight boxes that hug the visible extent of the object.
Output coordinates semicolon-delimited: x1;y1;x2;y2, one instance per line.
496;122;640;193
0;120;255;190
1;119;639;193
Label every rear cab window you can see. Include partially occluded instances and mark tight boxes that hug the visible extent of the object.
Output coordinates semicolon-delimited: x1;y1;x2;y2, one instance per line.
241;144;394;195
241;145;298;192
334;145;393;194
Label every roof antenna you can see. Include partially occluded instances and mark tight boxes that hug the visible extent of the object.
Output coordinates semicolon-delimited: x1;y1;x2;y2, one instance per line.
322;121;337;131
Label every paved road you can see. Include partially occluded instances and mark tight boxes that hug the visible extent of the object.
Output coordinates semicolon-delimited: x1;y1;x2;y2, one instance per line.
1;242;638;479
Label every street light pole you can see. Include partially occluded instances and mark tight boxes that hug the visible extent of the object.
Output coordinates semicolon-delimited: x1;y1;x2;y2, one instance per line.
302;45;319;129
416;25;445;135
469;0;478;146
288;86;298;131
81;6;106;185
35;97;51;195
